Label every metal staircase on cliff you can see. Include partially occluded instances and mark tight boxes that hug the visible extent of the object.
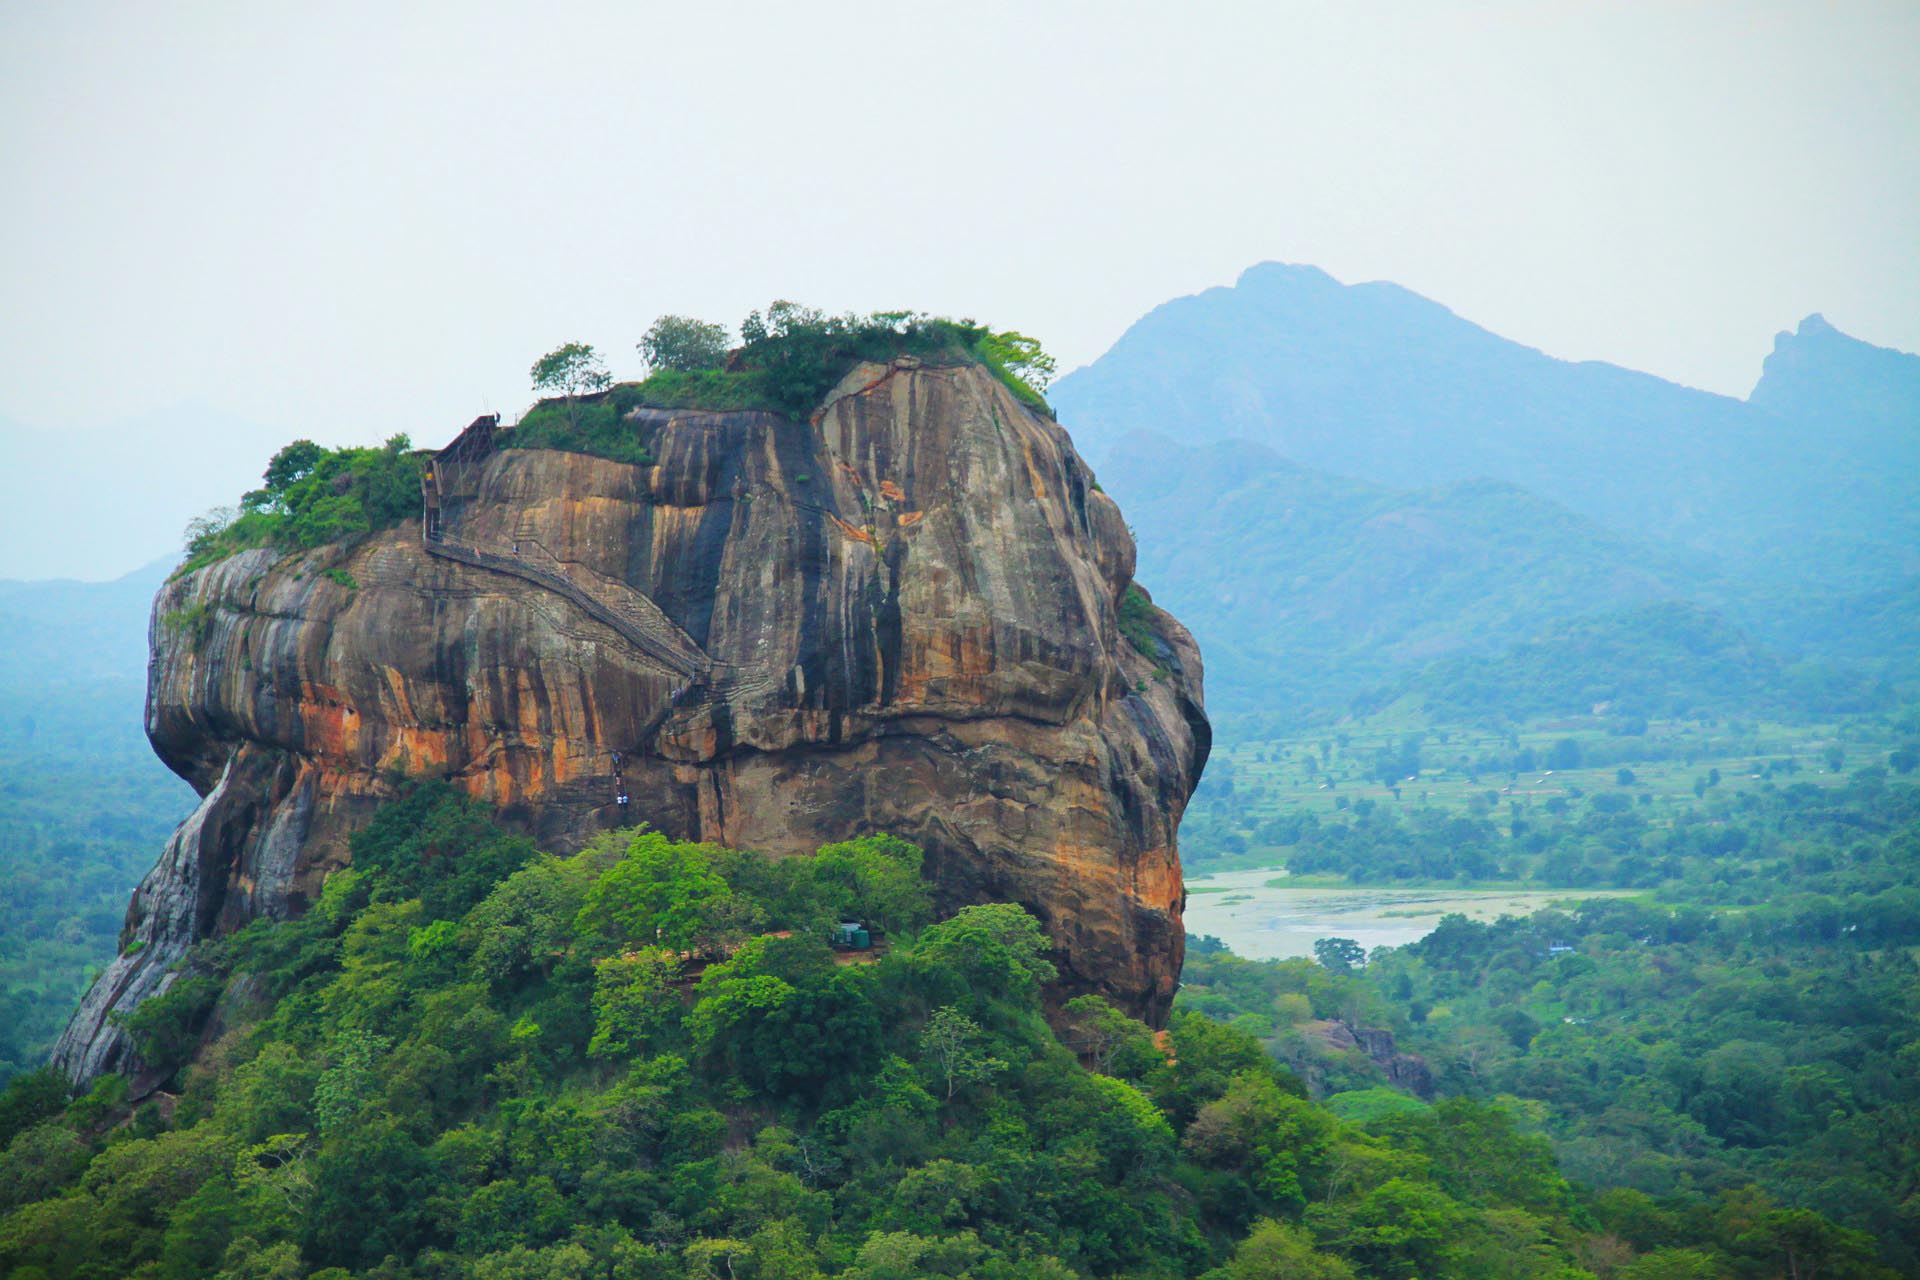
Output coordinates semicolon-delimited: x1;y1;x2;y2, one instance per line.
419;416;712;688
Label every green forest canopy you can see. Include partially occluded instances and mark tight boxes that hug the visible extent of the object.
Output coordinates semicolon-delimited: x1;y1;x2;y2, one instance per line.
2;781;1904;1279
176;435;422;575
173;304;1059;570
510;305;1058;465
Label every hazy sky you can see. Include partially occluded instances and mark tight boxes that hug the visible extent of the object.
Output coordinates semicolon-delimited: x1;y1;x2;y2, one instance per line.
4;1;1917;580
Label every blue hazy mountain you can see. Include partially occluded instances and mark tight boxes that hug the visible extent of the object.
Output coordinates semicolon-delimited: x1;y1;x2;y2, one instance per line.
1056;265;1918;726
1055;263;1919;592
1100;432;1712;727
1749;312;1920;449
0;401;280;581
0;559;195;1075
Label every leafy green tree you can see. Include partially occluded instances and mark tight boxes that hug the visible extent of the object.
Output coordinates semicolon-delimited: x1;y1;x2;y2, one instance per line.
0;1120;90;1212
917;1006;1006;1100
529;342;612;429
404;916;463;984
684;935;881;1103
844;1229;995;1280
734;300;842;417
194;434;424;558
464;853;598;989
639;315;730;373
1729;1205;1879;1280
455;1175;570;1255
683;1235;754;1278
212;1042;320;1145
1619;1248;1729;1279
1308;1176;1466;1279
314;898;420;1033
0;1068;71;1148
1072;1072;1179;1179
1202;1218;1358;1280
1182;1071;1337;1210
1061;994;1158;1075
0;1122;237;1276
1147;1010;1298;1129
1376;1097;1572;1215
577;831;761;957
300;1118;435;1269
230;1132;317;1239
807;834;933;937
587;947;681;1059
975;329;1058;392
313;1031;389;1136
118;974;223;1078
910;904;1056;1017
349;781;536;921
1313;937;1368;974
249;440;326;508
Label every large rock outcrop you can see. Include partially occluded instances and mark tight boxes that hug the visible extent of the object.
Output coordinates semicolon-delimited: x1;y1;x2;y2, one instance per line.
56;359;1208;1082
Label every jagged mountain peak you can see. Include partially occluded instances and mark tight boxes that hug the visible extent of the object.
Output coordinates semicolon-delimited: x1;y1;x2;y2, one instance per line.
1058;263;1917;590
1751;309;1920;418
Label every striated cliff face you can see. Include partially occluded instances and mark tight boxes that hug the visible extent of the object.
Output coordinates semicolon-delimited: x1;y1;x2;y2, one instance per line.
56;358;1208;1082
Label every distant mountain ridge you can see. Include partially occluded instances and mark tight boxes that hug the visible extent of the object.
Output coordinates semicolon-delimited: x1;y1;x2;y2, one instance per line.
0;561;195;1076
1749;312;1920;442
1362;601;1785;725
0;558;173;684
1055;262;1919;589
1055;263;1919;728
1100;431;1705;727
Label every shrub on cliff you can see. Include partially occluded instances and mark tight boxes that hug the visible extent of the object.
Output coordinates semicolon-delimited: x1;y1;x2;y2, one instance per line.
348;781;536;921
513;308;1059;465
529;342;612;429
730;302;1055;419
178;435;423;573
506;382;666;464
638;315;730;373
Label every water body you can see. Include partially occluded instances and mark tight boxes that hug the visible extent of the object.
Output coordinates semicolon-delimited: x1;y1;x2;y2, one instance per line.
1184;866;1628;961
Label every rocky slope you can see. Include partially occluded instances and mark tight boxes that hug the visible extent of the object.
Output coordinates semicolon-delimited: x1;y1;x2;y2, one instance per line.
56;358;1208;1081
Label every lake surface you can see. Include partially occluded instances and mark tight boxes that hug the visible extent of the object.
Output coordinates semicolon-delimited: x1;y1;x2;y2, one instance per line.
1184;866;1627;961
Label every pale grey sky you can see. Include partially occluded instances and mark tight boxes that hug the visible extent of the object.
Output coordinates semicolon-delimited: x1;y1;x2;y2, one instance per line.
3;1;1916;580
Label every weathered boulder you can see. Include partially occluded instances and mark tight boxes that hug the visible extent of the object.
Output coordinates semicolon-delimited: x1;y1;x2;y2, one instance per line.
1299;1019;1435;1099
56;359;1208;1081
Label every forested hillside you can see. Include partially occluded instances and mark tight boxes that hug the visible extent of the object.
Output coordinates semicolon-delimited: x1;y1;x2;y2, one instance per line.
1360;603;1883;727
1098;433;1702;724
0;563;194;1079
1178;767;1920;1276
3;787;1899;1279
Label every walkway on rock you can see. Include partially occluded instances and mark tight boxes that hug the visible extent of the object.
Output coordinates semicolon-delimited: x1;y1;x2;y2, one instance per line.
424;529;711;682
418;413;795;709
